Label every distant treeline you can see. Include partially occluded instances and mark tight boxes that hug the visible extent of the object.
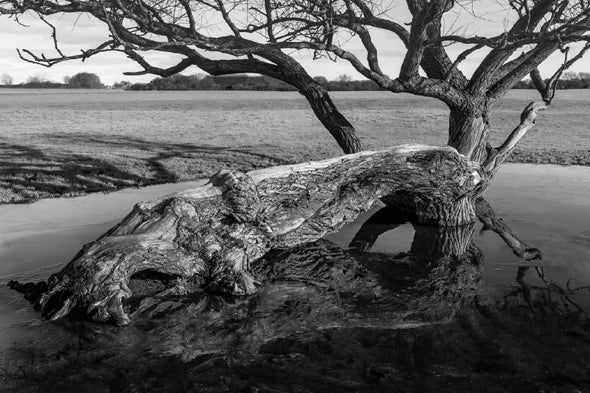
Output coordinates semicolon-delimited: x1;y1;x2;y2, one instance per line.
0;72;104;89
513;72;590;89
117;74;383;91
4;70;590;91
114;71;590;91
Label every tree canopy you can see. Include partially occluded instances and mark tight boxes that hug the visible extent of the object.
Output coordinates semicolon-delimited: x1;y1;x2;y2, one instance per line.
0;0;589;159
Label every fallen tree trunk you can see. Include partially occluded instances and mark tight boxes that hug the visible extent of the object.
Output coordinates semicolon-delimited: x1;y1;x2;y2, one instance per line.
9;144;483;325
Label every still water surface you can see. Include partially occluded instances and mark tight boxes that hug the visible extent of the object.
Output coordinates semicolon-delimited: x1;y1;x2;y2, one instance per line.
0;164;589;392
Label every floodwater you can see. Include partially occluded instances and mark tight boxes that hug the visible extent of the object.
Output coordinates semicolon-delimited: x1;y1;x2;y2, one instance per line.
1;164;589;392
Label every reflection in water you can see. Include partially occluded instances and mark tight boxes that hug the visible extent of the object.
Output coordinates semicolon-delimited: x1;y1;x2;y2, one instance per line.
507;265;590;320
2;207;590;392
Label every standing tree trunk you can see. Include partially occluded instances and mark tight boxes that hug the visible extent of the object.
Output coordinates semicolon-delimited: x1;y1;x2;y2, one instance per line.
447;108;491;163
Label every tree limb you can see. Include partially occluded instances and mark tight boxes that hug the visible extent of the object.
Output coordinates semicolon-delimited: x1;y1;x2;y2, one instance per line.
475;198;542;261
483;101;547;173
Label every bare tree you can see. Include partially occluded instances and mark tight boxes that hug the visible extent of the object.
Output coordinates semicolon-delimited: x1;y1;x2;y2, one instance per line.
25;74;48;84
0;0;588;223
6;1;589;324
1;72;13;85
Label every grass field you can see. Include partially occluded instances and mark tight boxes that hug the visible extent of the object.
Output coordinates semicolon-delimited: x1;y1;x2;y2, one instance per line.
0;88;589;203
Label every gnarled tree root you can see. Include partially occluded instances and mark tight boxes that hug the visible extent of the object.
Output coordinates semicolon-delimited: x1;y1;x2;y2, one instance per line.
9;144;483;325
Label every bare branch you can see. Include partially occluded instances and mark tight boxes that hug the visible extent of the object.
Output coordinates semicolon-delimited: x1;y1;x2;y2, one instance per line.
444;43;484;82
466;0;574;95
178;0;196;31
487;42;559;102
39;15;64;58
216;0;241;36
533;43;590;103
17;41;118;67
483;101;547;173
475;198;543;261
123;49;195;76
263;0;276;42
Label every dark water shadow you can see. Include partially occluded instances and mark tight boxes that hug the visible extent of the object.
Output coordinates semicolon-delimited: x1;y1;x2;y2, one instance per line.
2;207;590;393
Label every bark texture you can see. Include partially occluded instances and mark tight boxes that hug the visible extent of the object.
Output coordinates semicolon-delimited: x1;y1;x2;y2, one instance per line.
447;108;490;163
9;144;482;325
301;84;362;154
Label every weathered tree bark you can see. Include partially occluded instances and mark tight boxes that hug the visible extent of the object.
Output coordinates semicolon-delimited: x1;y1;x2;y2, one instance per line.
9;144;482;325
446;104;548;257
446;101;548;259
447;108;490;163
482;102;547;176
300;83;363;154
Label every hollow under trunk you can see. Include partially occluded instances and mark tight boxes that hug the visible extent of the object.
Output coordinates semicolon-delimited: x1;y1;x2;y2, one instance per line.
9;144;483;325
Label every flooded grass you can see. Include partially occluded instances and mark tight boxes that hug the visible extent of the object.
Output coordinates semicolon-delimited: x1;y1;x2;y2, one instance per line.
0;89;589;203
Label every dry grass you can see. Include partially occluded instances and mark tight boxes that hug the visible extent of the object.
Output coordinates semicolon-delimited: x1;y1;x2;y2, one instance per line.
0;88;588;203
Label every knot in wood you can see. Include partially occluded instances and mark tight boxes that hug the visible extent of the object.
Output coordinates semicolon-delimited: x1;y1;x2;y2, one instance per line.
210;169;240;191
210;169;260;224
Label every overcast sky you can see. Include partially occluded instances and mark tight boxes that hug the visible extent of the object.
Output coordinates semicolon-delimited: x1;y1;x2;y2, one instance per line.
1;4;588;85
